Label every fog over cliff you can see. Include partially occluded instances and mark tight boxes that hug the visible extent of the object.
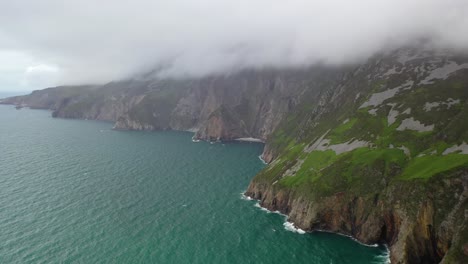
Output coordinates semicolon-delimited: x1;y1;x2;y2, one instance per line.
0;0;468;90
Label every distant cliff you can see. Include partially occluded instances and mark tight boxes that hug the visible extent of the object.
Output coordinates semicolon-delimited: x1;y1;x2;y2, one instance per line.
2;46;468;263
1;68;345;142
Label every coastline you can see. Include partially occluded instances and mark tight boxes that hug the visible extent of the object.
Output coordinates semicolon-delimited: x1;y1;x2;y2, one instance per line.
241;191;391;262
234;137;265;143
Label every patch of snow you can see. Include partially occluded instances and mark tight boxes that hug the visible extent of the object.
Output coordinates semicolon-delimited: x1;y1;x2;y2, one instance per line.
401;80;415;91
355;93;361;101
327;140;370;155
359;80;413;108
368;108;378;116
420;61;468;85
446;98;460;108
423;98;460;112
382;66;400;77
397;117;434;132
342;118;349;124
442;143;468;155
306;132;369;155
305;130;330;153
284;159;305;177
423;102;441;112
401;108;411;115
387;103;399;125
398;146;411;157
360;87;400;109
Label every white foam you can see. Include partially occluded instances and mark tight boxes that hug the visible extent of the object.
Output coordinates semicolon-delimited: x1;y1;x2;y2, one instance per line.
235;137;265;143
250;200;286;216
373;244;391;264
254;202;271;213
283;221;306;234
243;195;391;263
240;192;253;201
314;229;380;248
242;195;306;235
258;155;268;165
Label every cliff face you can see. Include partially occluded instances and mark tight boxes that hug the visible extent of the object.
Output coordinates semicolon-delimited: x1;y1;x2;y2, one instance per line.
246;47;468;263
2;46;468;263
1;67;344;141
246;171;468;263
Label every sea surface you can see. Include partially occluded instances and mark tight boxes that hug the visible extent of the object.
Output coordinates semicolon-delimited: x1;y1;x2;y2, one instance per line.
0;105;389;263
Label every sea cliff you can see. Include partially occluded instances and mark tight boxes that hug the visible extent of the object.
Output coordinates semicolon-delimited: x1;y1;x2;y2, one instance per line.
2;46;468;263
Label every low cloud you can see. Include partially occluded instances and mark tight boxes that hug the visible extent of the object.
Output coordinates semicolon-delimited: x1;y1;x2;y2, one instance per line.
0;0;467;87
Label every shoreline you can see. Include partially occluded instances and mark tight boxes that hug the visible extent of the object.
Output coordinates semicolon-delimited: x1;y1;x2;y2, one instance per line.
234;137;265;143
241;191;390;262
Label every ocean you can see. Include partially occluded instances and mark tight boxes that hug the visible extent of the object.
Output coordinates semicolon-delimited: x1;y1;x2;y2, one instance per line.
0;105;389;263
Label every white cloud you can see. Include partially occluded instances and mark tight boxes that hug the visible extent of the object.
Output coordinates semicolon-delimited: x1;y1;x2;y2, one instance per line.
0;0;467;89
21;64;60;88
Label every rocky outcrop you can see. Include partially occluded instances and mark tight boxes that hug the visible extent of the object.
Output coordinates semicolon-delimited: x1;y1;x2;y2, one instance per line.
245;172;468;263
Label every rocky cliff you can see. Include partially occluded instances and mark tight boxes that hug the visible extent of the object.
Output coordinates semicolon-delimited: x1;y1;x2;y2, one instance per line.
1;46;468;263
1;67;344;141
246;47;468;263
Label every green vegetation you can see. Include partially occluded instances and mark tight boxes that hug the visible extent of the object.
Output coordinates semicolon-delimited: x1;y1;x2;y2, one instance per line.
400;153;468;180
257;70;468;209
277;147;407;196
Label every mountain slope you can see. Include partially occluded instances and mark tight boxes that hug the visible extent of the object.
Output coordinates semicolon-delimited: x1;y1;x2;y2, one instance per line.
1;47;468;263
246;48;468;263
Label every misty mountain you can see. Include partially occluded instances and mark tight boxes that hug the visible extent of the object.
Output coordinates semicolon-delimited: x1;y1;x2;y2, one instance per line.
2;46;468;263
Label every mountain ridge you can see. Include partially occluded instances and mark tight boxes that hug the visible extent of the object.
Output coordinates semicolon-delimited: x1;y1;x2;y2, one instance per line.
2;46;468;263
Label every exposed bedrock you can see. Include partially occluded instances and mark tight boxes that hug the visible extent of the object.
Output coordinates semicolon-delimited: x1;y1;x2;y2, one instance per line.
246;171;468;264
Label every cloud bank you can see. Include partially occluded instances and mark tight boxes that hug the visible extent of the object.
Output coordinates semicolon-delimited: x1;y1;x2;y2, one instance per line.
0;0;467;88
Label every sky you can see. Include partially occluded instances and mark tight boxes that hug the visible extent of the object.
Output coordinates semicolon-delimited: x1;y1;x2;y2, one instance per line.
0;0;467;92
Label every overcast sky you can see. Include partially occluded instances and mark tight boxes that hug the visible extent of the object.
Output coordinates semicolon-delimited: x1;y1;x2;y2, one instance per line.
0;0;467;92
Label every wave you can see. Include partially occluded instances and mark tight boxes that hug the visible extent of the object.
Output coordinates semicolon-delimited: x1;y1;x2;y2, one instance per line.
241;192;390;261
313;229;381;248
283;221;306;234
234;137;264;143
258;155;268;165
254;202;272;213
240;192;253;201
249;197;306;235
373;245;391;264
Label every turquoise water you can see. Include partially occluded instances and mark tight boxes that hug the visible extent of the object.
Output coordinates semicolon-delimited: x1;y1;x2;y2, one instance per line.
0;105;389;263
